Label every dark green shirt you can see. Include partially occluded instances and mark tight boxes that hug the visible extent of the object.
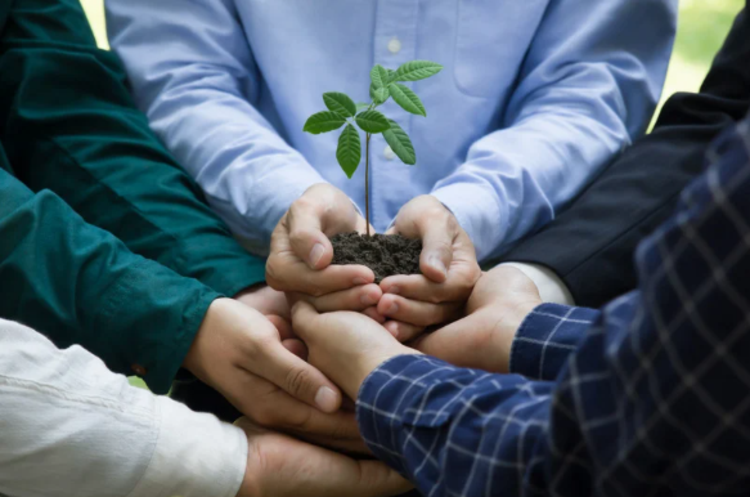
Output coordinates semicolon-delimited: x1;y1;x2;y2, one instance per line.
0;0;266;393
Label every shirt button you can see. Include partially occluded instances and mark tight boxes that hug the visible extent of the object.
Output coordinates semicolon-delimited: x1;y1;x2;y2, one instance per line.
131;364;147;376
387;37;402;54
384;146;396;160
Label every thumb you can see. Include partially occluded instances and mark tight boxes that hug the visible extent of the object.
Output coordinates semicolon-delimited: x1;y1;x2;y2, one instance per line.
419;221;454;283
290;300;320;342
286;203;335;270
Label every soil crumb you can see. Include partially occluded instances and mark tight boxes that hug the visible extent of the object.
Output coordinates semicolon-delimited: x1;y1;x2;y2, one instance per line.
330;232;422;283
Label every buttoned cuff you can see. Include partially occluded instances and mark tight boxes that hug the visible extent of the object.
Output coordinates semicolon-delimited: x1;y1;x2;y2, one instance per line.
509;303;600;381
500;262;575;305
430;183;506;262
128;396;247;497
96;259;221;394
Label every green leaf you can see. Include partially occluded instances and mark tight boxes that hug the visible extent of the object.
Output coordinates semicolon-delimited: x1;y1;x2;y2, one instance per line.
388;83;426;116
393;60;443;82
386;69;397;84
370;65;390;90
303;111;347;134
355;109;391;134
382;120;416;165
336;124;362;178
323;92;357;118
356;102;371;111
369;83;390;105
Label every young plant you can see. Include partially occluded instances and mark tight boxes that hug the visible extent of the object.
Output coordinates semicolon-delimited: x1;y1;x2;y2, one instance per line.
303;60;443;236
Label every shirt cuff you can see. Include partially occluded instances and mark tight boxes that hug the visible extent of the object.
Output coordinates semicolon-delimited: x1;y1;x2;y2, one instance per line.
500;262;575;305
509;303;600;381
128;396;247;497
431;182;506;262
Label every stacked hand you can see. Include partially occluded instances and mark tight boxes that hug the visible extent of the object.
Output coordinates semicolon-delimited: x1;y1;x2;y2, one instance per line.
236;418;411;497
183;298;365;453
266;185;481;342
414;265;543;373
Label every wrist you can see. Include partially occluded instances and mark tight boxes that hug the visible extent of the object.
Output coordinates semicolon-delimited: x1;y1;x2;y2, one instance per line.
183;298;227;378
490;300;541;373
349;346;421;399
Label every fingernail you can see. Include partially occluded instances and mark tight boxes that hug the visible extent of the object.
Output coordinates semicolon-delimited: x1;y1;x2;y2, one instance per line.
428;256;447;278
352;277;369;286
385;302;399;316
386;323;400;339
386;285;401;295
309;244;326;267
361;292;378;306
315;386;339;412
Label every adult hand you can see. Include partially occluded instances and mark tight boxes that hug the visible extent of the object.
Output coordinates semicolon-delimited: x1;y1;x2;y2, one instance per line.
183;298;364;452
377;195;481;341
266;183;381;311
291;301;419;400
235;283;290;319
413;265;542;373
235;418;412;497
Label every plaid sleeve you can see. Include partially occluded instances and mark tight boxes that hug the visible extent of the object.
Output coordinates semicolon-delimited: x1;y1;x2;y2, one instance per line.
509;303;600;380
357;119;750;496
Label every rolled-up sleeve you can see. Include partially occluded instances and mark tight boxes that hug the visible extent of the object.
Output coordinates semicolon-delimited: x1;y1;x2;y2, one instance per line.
433;0;677;260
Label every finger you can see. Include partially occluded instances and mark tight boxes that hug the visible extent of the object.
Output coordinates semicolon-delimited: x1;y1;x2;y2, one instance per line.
293;284;383;312
381;272;474;304
266;315;294;340
377;293;463;327
363;307;387;324
383;320;425;342
287;193;360;270
282;338;308;360
250;338;343;413
267;253;375;296
295;450;412;497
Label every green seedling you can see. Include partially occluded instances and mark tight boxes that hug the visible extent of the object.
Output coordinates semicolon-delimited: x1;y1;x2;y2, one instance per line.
303;60;442;236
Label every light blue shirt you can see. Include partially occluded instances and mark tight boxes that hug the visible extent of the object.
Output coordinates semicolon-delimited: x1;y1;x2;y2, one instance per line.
106;0;676;261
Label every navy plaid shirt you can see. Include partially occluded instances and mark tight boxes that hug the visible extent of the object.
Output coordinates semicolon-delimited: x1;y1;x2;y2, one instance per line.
356;117;750;496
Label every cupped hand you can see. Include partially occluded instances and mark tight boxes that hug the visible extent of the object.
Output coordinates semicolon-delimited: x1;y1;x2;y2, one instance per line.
378;195;481;341
266;184;376;311
235;418;412;497
290;301;419;399
235;283;291;320
183;298;364;452
413;265;542;373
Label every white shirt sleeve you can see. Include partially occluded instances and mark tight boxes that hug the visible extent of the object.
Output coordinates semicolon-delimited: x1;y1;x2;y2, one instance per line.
0;318;246;497
500;262;575;306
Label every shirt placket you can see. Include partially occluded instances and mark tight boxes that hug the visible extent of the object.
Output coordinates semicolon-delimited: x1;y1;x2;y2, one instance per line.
371;0;418;230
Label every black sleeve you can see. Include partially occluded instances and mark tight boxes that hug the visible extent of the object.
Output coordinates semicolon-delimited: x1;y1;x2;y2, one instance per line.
497;6;750;308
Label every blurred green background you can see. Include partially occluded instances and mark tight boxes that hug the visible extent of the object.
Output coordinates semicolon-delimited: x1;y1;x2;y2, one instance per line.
78;0;744;389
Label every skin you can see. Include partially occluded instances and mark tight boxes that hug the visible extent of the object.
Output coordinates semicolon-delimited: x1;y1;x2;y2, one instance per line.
267;185;481;340
235;418;412;497
183;298;366;453
412;265;543;373
288;265;544;398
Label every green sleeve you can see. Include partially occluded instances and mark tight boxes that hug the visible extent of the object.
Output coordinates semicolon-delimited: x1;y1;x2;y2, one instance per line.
0;0;265;297
0;163;218;394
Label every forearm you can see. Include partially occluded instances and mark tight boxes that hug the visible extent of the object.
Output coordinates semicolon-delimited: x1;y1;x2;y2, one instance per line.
0;319;245;497
499;8;750;308
0;0;265;295
106;0;325;253
357;354;554;496
0;169;218;393
433;0;675;262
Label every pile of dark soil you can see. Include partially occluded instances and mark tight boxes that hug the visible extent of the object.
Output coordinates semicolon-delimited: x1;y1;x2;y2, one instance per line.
330;232;422;283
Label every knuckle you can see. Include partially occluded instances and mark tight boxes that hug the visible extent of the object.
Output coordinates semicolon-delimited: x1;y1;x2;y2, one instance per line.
284;367;314;400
